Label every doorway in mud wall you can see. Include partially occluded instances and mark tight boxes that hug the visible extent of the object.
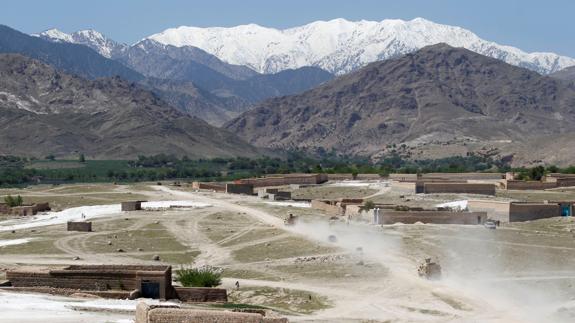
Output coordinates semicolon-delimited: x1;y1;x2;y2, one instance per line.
141;281;160;298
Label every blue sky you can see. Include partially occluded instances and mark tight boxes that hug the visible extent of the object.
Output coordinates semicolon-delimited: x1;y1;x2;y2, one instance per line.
2;0;574;56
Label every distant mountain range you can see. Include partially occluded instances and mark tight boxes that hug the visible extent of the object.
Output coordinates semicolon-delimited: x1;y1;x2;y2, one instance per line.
146;18;575;75
36;28;334;125
0;54;261;158
225;44;575;166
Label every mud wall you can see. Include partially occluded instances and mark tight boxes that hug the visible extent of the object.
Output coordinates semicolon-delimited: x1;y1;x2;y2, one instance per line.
423;183;496;195
135;303;288;323
238;174;327;187
505;180;557;190
174;287;227;303
226;183;254;195
467;200;511;222
67;221;92;232
378;211;487;224
509;203;561;222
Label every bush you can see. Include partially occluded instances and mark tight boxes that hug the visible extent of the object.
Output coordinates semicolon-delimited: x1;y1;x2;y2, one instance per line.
4;195;23;207
175;265;222;287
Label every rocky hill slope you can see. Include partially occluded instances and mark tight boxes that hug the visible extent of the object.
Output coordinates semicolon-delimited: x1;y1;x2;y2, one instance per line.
225;44;575;166
0;54;261;159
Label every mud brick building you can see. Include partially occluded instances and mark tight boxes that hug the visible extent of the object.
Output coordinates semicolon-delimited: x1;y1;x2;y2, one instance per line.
7;203;51;216
67;221;92;232
226;183;254;195
468;200;568;222
4;265;228;302
121;201;144;211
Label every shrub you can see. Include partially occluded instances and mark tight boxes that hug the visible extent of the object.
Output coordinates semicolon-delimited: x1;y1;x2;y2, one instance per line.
360;200;375;212
4;195;23;207
175;265;222;287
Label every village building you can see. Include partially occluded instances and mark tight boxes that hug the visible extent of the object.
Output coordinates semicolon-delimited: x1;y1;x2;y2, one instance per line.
3;265;227;302
237;173;328;188
468;200;573;222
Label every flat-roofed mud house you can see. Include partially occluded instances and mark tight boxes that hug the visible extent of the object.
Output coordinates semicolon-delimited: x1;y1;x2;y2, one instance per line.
4;265;227;302
468;200;572;222
67;221;92;232
7;203;51;216
121;201;145;211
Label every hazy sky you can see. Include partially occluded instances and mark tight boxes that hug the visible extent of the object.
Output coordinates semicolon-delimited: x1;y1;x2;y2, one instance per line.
2;0;574;56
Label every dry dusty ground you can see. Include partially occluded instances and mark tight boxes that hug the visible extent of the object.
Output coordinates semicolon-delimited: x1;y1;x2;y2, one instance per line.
0;182;575;322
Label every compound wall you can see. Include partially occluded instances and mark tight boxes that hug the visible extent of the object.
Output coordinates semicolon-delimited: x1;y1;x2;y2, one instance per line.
378;211;487;225
67;221;92;232
509;203;561;222
226;184;254;195
423;183;496;195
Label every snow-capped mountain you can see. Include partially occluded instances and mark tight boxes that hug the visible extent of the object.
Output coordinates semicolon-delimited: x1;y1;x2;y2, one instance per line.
146;17;575;75
35;28;127;58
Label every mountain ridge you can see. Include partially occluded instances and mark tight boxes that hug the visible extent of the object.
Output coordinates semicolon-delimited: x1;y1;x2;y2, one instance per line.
225;44;575;166
146;17;575;75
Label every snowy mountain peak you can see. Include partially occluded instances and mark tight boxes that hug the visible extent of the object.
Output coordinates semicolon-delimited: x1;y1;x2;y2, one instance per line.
35;28;73;43
36;28;126;58
146;17;575;75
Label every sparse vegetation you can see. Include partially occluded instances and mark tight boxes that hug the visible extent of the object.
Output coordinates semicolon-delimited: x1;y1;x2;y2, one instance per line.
4;194;23;207
175;265;222;287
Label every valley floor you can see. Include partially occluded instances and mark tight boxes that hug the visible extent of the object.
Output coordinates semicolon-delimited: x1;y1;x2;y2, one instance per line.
0;183;574;322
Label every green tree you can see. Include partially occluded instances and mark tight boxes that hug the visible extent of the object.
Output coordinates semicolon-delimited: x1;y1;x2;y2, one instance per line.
360;200;376;212
4;195;23;207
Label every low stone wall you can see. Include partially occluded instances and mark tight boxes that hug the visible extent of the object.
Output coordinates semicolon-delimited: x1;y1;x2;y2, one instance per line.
389;174;419;182
422;183;496;195
509;203;561;222
174;287;227;303
378;211;487;225
67;221;92;232
504;180;557;190
226;183;254;195
135;303;287;323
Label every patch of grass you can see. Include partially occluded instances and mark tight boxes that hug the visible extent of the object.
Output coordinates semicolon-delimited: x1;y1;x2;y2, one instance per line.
175;265;222;287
